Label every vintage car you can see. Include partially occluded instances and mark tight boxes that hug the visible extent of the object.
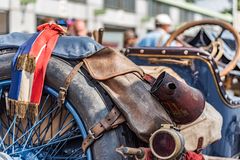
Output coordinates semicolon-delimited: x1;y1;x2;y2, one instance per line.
0;20;238;160
127;19;240;158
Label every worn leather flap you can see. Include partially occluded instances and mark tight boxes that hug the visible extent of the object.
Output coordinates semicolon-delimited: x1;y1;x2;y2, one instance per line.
100;72;172;142
83;47;144;80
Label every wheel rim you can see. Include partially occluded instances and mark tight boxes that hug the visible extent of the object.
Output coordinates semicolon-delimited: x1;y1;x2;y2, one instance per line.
0;80;92;160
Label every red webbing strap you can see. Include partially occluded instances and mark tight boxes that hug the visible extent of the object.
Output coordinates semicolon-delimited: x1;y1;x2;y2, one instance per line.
184;151;204;160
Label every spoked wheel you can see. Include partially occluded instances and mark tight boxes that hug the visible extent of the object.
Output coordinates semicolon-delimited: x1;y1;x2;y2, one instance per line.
0;81;92;160
0;50;136;160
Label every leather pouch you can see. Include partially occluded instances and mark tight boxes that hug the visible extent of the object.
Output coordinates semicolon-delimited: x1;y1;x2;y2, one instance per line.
83;47;172;141
83;47;144;80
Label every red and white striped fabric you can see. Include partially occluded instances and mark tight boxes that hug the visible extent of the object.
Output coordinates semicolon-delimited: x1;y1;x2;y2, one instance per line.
8;23;65;120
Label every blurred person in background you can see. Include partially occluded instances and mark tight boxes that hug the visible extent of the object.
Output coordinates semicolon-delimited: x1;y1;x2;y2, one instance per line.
137;14;173;47
124;30;138;48
43;17;56;24
66;19;76;36
73;19;87;36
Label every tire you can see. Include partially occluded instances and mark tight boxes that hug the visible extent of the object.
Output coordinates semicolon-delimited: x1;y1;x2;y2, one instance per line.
0;48;137;160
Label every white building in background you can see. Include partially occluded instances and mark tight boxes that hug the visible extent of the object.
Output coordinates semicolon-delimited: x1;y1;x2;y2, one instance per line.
0;0;233;48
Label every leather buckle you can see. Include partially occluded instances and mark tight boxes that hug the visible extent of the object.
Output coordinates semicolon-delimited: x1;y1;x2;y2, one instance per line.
88;127;103;140
58;87;67;105
88;129;96;140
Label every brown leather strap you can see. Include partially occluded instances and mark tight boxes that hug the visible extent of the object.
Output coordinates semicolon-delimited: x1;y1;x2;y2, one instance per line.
58;61;83;106
195;137;204;153
82;106;125;153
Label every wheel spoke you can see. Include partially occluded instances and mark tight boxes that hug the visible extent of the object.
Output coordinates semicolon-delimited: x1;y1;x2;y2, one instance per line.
0;83;90;160
47;129;74;158
31;119;75;158
22;121;36;150
0;119;6;150
66;148;84;160
4;105;60;152
1;115;16;147
9;134;82;156
11;115;17;154
38;110;54;144
215;27;225;40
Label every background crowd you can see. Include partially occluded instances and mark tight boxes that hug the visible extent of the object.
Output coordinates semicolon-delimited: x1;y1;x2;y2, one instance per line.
42;13;175;49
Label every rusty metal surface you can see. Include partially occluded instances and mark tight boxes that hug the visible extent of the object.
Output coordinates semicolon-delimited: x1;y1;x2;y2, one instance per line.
151;72;205;124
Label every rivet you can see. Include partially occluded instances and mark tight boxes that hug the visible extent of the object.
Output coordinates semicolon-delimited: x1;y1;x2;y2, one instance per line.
162;50;166;54
140;49;144;54
219;82;223;86
230;100;233;104
126;49;130;53
224;95;228;99
215;69;219;73
197;52;200;56
184;50;188;55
